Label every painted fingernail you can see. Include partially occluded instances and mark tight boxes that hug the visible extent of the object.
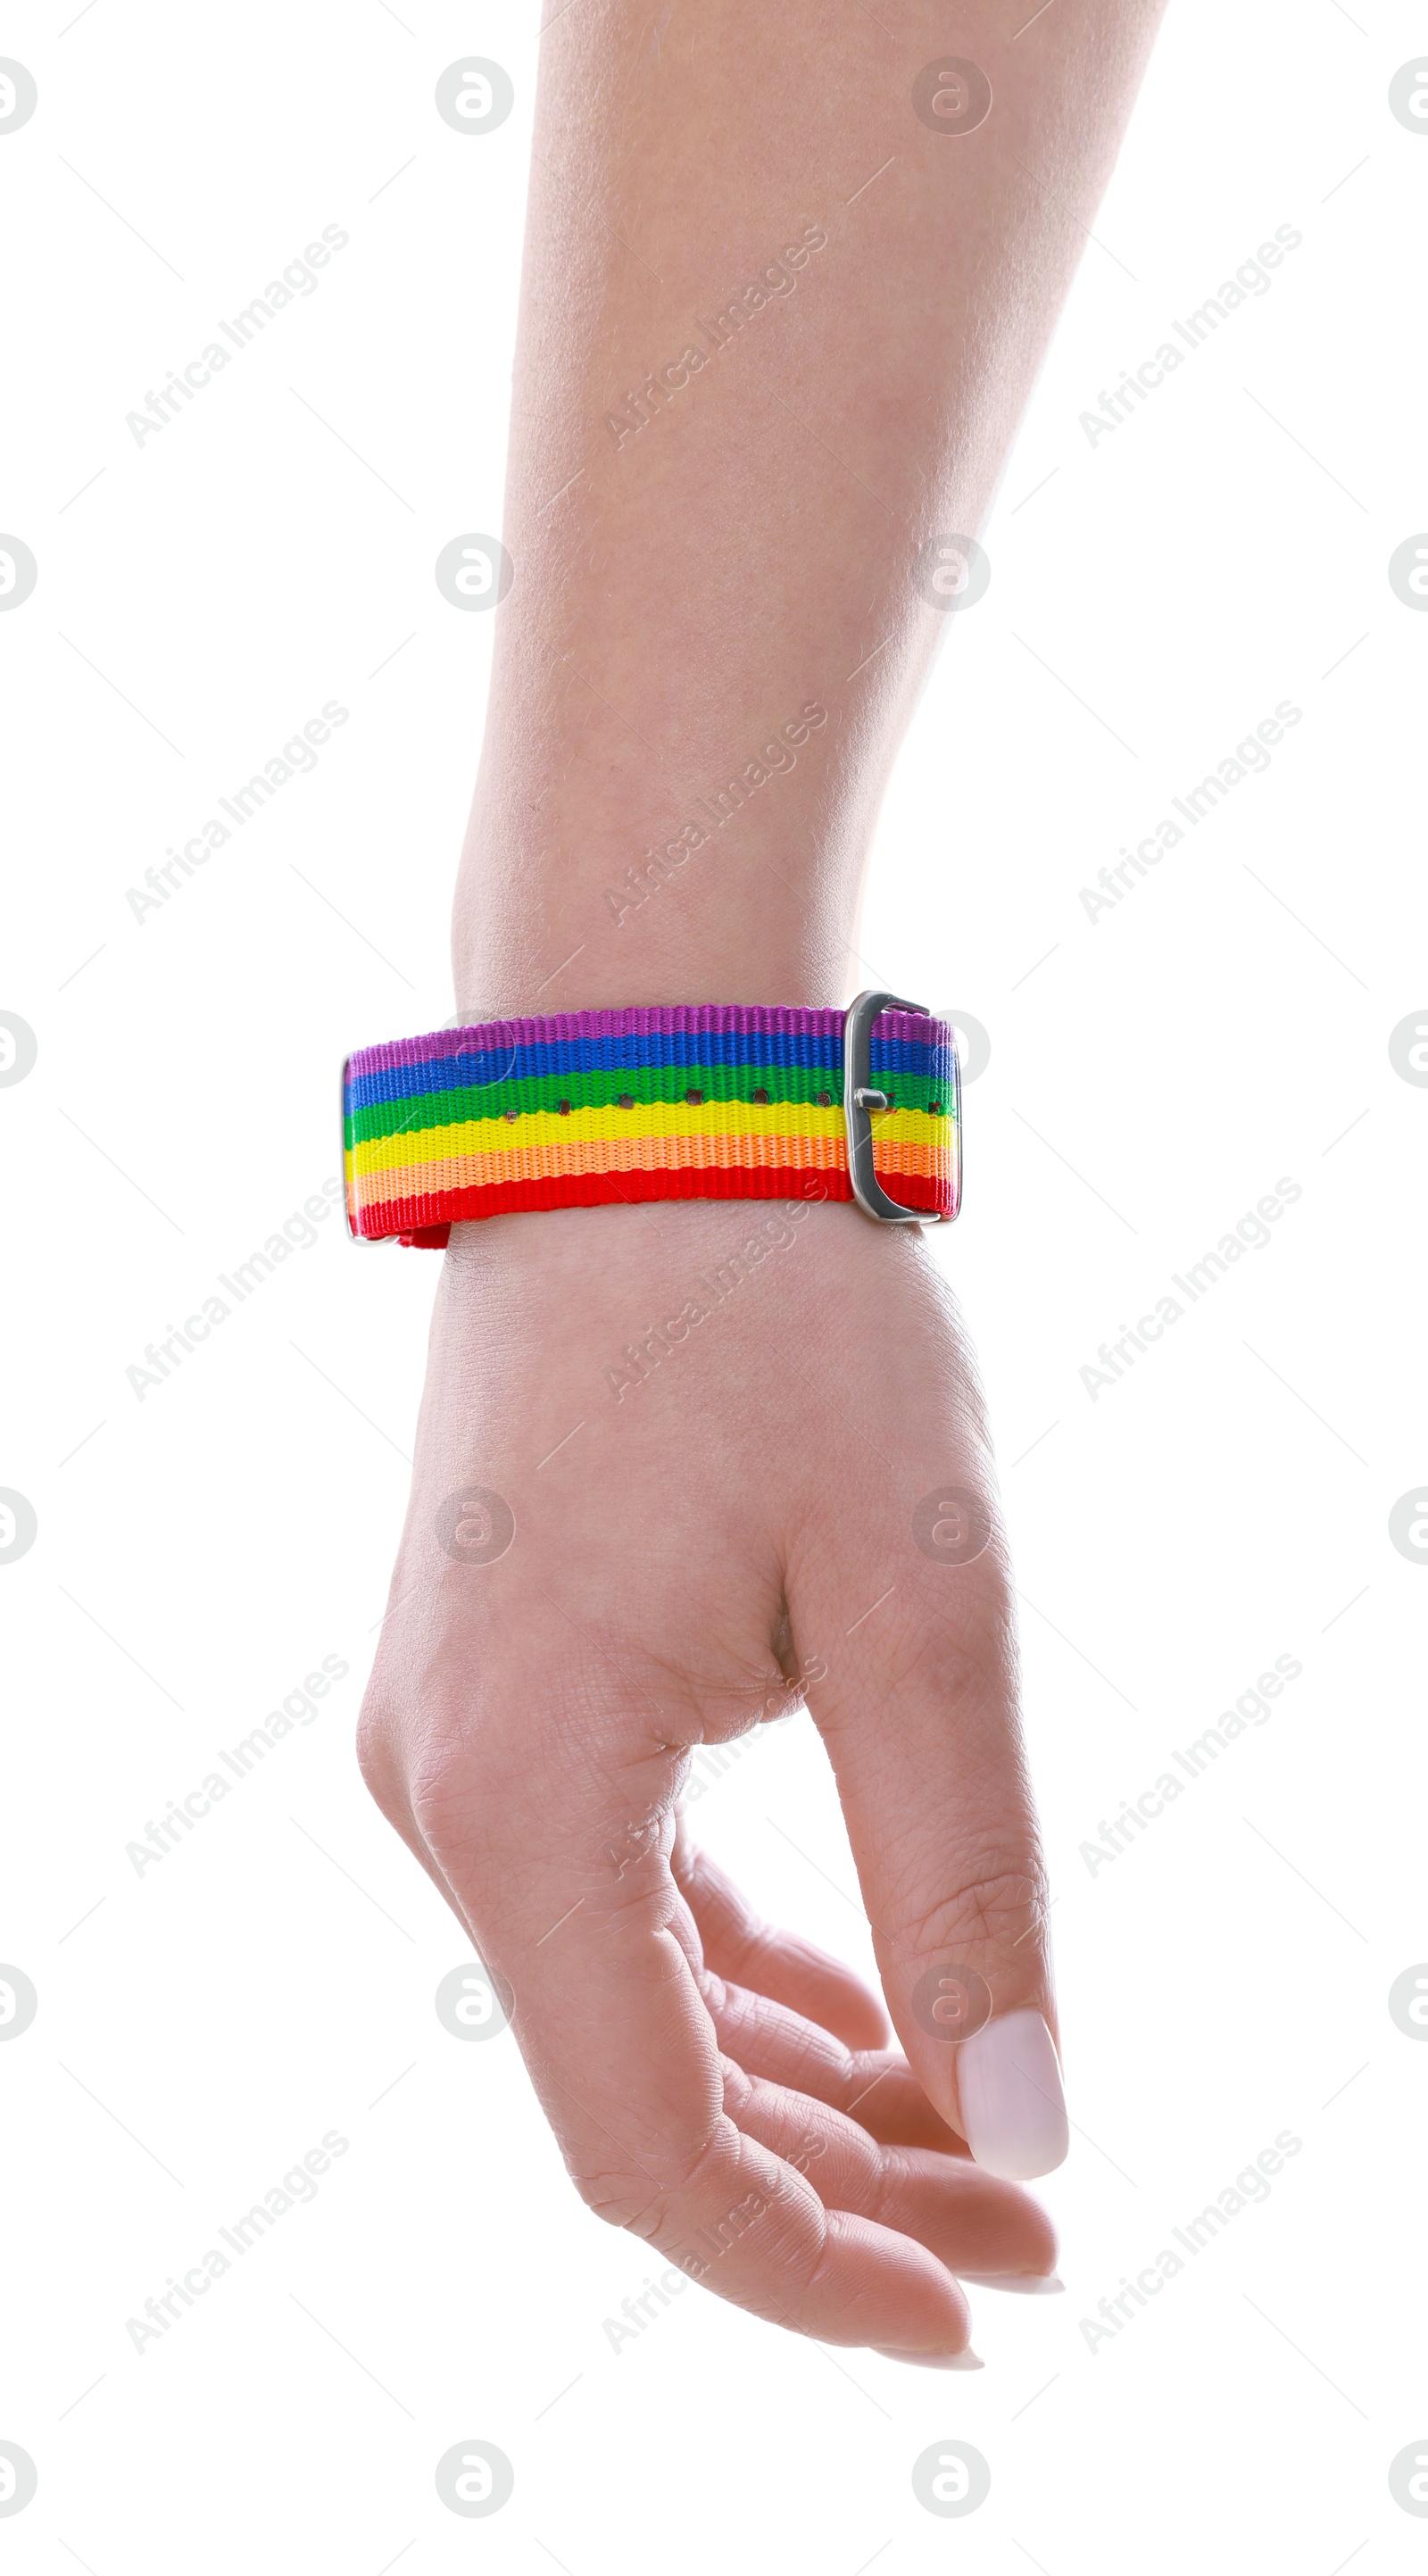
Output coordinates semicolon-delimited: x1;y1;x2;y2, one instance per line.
957;2008;1069;2181
957;2270;1064;2295
874;2347;984;2370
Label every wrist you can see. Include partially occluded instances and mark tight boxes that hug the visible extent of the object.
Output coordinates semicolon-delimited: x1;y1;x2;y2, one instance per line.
450;669;869;1019
452;884;856;1021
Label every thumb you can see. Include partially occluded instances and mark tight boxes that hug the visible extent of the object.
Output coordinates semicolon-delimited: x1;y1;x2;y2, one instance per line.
795;1506;1068;2181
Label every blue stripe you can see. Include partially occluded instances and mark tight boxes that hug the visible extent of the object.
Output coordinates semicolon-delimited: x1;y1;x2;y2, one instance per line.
346;1026;948;1111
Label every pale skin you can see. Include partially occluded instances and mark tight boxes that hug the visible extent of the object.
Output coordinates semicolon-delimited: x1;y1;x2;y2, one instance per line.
359;0;1166;2361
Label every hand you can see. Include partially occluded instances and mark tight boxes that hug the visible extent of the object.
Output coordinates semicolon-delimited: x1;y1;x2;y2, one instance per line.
358;1191;1067;2361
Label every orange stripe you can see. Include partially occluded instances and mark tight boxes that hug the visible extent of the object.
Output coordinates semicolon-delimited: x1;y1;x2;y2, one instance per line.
353;1127;952;1212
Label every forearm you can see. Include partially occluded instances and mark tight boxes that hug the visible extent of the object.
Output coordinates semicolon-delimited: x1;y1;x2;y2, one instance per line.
452;0;1166;1019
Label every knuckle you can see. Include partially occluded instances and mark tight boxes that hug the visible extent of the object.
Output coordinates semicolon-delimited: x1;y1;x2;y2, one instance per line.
567;2120;742;2243
569;2165;663;2232
355;1683;428;1827
394;1680;524;1857
406;1733;491;1868
868;2142;919;2227
354;1694;395;1810
903;1857;1049;1964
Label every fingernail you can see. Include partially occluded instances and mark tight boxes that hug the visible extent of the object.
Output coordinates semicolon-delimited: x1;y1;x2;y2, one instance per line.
957;2270;1064;2296
957;2008;1069;2181
874;2347;984;2371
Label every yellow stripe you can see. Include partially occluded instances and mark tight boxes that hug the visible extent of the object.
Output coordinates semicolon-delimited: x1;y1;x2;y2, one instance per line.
350;1097;947;1179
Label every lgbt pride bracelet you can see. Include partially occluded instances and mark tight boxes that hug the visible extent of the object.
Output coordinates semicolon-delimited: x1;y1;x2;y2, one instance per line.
342;990;960;1246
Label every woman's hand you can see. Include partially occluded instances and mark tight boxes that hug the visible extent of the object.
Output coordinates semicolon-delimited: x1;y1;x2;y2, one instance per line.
358;1191;1067;2362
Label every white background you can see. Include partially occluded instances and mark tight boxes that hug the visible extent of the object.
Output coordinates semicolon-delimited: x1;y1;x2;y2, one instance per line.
3;2;1426;2568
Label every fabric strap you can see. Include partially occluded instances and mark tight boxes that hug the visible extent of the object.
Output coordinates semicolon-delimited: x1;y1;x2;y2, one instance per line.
343;1003;959;1245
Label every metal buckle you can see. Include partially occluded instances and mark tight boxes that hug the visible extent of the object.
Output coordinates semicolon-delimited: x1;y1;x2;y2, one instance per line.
843;989;951;1226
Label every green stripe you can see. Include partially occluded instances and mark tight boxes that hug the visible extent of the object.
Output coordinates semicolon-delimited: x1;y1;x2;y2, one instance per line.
346;1057;953;1146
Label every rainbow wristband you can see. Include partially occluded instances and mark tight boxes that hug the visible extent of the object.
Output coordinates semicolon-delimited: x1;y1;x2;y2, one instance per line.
342;991;960;1246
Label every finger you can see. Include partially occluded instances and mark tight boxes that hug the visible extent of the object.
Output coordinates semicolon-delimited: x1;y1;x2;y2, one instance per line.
413;1699;975;2356
673;1824;890;2049
719;2056;1059;2281
794;1478;1070;2181
699;1965;969;2152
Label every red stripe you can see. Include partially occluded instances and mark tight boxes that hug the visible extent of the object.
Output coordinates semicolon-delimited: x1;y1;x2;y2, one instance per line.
357;1160;955;1243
